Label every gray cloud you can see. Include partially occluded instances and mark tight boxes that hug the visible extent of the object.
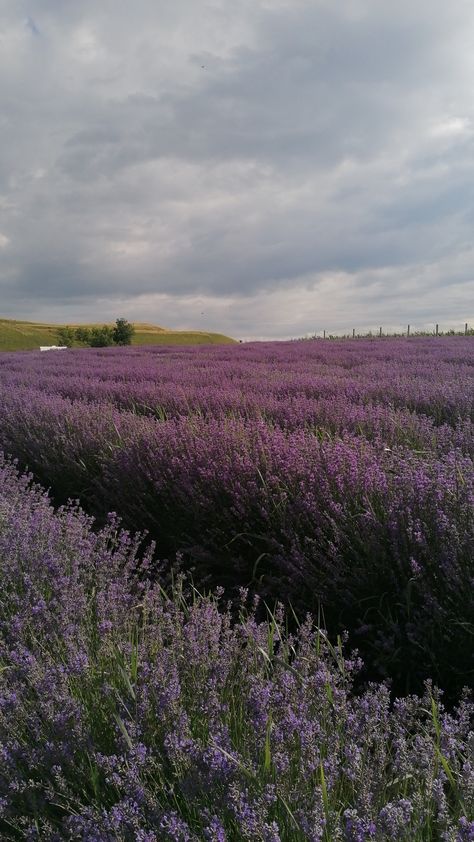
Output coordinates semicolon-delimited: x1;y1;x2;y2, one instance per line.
0;0;473;336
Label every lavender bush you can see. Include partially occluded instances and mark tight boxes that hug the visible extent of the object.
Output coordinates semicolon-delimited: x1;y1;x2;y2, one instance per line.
0;453;473;841
0;338;472;437
0;339;473;695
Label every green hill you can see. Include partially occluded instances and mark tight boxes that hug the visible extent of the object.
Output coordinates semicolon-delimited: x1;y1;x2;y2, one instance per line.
0;318;236;351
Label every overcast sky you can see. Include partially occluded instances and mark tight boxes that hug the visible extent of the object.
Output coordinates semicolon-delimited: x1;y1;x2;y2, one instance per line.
1;0;473;339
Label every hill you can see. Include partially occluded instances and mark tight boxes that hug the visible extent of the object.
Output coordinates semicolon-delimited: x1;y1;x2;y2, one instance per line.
0;318;236;351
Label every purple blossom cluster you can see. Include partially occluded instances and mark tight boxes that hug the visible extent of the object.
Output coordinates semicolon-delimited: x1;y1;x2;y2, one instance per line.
0;453;473;840
0;339;472;695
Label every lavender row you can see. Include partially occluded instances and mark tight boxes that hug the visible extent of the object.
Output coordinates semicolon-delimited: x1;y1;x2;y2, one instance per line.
0;387;472;696
0;454;473;841
1;339;473;436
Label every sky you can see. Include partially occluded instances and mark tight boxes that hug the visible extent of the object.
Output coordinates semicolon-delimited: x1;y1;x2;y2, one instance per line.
0;0;474;340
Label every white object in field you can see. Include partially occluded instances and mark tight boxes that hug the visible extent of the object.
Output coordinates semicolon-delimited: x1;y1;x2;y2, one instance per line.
39;345;68;352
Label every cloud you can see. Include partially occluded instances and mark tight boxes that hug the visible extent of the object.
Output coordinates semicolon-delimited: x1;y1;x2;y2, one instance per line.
0;0;473;337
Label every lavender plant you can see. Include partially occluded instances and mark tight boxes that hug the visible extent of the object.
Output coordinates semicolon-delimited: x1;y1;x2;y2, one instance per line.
0;338;473;697
0;338;473;431
0;454;473;841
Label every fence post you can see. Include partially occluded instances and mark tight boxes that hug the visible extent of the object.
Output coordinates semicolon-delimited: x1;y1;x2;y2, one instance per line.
379;326;382;337
407;324;410;337
352;328;355;338
323;329;326;339
466;323;468;336
436;323;439;336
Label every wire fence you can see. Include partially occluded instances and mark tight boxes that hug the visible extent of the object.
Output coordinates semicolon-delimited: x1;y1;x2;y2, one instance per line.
309;322;473;340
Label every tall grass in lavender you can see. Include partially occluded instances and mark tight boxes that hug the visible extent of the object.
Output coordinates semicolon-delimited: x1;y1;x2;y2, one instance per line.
0;339;473;698
0;454;473;841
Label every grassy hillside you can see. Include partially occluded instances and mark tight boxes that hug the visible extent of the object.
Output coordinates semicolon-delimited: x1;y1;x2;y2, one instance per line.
0;319;236;351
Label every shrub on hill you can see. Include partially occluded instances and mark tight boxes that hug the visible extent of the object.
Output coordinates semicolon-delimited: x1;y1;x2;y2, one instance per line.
73;318;135;348
57;326;76;347
74;326;92;344
113;316;135;345
90;325;115;347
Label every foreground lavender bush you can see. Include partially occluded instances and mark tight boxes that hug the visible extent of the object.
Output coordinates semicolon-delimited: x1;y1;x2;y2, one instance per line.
1;455;473;841
0;384;472;696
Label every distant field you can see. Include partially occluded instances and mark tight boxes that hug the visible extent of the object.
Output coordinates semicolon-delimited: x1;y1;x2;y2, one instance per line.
0;318;236;351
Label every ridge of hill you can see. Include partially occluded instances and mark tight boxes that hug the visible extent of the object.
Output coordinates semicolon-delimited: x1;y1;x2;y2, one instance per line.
0;318;236;351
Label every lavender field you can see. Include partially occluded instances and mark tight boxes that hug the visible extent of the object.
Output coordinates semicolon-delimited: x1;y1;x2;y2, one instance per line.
0;338;473;840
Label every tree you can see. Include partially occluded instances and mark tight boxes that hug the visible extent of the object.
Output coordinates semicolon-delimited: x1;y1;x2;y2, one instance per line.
57;327;75;348
89;326;114;347
113;317;135;346
75;327;91;344
74;320;134;348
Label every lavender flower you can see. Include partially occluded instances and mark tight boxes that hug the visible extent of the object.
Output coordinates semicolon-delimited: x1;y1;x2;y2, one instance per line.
0;337;473;839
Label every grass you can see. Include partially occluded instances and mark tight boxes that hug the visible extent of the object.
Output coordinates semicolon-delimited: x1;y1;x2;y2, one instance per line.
0;318;236;351
132;329;236;346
